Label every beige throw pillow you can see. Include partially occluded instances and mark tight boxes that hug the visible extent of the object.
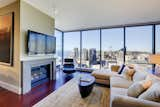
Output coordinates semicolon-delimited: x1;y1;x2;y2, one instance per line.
122;67;135;81
127;79;152;98
132;71;148;82
138;82;160;102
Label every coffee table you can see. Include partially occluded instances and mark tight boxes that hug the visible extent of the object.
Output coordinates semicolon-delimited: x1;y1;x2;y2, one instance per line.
78;75;95;98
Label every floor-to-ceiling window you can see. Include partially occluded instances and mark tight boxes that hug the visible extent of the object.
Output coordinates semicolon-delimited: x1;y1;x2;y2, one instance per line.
156;25;160;53
82;30;100;69
55;30;63;72
64;32;80;67
101;28;124;69
59;24;158;71
55;30;62;66
125;26;152;70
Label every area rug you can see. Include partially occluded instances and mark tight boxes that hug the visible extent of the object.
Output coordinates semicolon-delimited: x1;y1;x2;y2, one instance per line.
33;78;110;107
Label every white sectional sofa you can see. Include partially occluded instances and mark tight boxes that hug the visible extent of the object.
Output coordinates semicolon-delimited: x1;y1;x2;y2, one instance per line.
92;65;160;107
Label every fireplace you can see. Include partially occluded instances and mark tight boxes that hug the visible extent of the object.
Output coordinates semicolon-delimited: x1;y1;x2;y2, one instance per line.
21;58;56;94
31;64;50;87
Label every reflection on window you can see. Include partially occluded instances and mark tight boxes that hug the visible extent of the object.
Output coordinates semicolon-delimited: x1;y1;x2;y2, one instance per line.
102;28;124;69
82;30;100;69
64;32;80;67
125;26;152;70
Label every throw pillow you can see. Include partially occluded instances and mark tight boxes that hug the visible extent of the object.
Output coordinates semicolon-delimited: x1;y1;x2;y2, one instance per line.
118;64;125;74
127;64;135;69
122;67;135;81
138;82;160;102
111;65;120;72
127;79;152;98
132;70;148;82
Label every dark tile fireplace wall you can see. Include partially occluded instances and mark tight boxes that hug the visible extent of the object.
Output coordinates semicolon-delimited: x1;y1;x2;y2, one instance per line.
31;64;50;87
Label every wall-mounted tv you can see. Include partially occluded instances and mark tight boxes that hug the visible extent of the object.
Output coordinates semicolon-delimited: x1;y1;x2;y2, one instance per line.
27;30;56;55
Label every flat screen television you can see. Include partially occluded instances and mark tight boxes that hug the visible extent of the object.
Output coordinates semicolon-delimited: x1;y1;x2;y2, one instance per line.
36;34;46;54
46;36;56;54
27;30;56;55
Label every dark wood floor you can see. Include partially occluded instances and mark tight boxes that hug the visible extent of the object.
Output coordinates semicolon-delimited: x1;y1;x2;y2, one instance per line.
0;71;82;107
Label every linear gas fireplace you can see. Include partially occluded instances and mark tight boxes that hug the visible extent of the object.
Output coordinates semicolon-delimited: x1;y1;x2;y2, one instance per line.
21;58;56;94
31;64;50;87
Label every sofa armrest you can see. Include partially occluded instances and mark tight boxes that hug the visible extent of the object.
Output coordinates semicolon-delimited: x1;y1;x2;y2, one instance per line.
111;95;160;107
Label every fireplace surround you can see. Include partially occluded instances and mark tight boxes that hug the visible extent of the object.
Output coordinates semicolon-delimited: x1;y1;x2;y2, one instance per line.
21;57;56;94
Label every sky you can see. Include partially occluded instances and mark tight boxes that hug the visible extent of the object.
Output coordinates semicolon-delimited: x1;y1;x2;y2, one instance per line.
55;25;157;54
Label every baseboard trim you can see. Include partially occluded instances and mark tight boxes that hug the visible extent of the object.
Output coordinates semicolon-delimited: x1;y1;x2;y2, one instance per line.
0;81;21;94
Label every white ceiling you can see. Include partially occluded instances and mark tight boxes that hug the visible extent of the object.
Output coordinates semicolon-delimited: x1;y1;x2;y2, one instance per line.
0;0;17;8
6;0;160;31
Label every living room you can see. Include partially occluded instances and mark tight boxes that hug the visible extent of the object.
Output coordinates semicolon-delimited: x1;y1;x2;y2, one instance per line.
0;0;160;107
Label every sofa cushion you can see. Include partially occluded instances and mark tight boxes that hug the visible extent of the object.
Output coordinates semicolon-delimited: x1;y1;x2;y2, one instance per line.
133;70;148;82
127;79;152;98
95;78;110;85
111;76;133;88
138;82;160;102
121;67;135;81
111;87;128;96
92;69;118;80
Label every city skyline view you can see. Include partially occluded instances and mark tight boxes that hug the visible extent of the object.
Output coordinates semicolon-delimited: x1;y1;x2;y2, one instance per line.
61;47;150;68
55;25;158;70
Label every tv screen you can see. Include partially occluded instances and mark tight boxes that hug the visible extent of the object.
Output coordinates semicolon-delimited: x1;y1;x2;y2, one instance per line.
27;30;56;55
28;31;37;55
36;34;46;54
46;36;56;54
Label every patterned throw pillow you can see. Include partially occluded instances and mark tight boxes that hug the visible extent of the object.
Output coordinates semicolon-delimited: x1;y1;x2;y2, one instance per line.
122;67;135;81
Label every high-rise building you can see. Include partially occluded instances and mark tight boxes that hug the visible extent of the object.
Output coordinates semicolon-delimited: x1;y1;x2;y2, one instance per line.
73;48;79;59
89;48;97;66
82;48;88;60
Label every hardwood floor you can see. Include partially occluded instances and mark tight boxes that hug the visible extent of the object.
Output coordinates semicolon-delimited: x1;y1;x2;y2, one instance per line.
0;71;82;107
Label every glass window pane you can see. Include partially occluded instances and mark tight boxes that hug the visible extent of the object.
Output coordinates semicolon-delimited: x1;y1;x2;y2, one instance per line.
82;30;100;69
156;25;160;53
125;26;152;70
64;32;80;67
102;28;124;69
55;30;62;66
